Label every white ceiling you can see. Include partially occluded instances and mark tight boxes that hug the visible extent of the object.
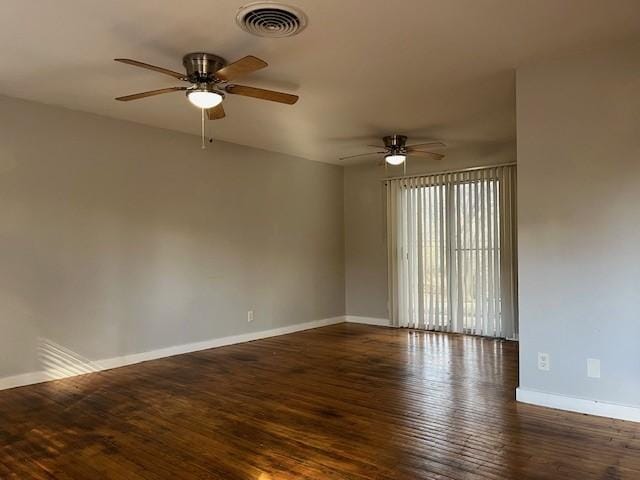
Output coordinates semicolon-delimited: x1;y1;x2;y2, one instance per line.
1;0;638;164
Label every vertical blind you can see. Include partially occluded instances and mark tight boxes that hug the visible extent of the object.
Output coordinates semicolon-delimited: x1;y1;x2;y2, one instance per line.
386;165;518;338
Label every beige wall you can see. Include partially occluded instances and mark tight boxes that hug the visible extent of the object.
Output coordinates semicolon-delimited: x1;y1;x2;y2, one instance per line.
0;95;345;379
517;42;640;406
344;146;515;319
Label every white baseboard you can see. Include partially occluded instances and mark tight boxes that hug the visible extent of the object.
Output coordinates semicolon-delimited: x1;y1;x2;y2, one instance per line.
0;316;346;391
516;387;640;423
345;315;392;327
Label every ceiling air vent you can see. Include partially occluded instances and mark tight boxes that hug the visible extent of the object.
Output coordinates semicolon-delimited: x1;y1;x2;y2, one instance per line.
236;2;307;38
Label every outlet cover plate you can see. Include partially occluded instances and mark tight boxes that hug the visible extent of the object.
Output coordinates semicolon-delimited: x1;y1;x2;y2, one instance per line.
538;352;550;371
587;358;601;378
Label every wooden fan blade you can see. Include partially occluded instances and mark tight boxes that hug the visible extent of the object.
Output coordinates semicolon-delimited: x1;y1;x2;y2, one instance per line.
339;151;386;161
408;150;445;160
215;56;268;81
225;85;298;105
207;103;226;120
114;59;186;80
406;141;446;149
115;86;187;101
367;145;386;149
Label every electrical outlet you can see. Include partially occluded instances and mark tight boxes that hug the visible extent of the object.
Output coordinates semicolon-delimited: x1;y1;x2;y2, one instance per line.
587;358;601;378
538;352;550;371
247;310;254;323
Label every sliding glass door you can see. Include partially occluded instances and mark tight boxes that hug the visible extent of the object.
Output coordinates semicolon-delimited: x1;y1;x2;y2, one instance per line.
387;166;517;339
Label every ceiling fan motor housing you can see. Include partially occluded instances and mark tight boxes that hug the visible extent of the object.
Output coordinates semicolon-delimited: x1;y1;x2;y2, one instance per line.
182;53;227;83
384;134;408;154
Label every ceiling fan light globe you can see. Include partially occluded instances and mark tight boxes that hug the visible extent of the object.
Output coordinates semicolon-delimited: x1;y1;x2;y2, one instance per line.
385;154;406;165
187;90;223;109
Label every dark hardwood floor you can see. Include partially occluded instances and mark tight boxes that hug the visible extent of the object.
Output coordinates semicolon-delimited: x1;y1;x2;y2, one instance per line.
1;324;639;479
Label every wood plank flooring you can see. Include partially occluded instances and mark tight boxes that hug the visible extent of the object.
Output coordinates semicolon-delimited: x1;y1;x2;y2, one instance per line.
1;323;639;479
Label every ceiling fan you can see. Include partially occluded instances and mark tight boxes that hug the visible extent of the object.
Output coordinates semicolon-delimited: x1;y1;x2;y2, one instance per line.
340;134;446;166
114;52;299;121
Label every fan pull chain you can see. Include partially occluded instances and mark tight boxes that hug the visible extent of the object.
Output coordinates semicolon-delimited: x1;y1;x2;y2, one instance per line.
208;114;213;145
201;109;206;149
